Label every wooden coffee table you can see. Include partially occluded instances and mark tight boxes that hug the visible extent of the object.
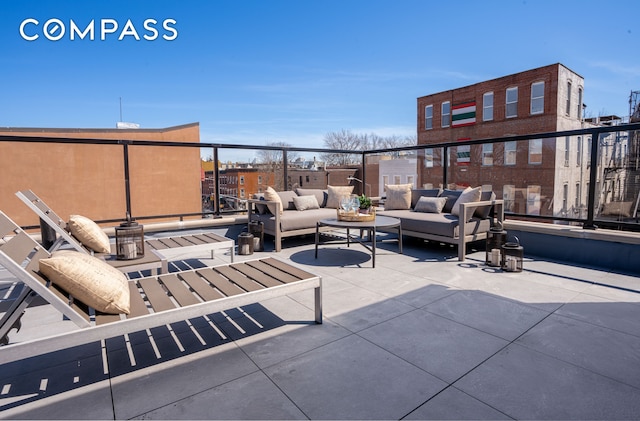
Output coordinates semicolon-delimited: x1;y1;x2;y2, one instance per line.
315;216;402;268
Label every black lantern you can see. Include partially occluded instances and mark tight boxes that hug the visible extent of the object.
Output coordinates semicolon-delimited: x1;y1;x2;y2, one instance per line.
249;221;264;252
485;228;507;267
501;237;524;272
115;214;144;260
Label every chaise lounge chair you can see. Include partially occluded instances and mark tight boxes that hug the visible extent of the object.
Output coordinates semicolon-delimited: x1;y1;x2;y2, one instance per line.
0;211;322;364
16;189;235;273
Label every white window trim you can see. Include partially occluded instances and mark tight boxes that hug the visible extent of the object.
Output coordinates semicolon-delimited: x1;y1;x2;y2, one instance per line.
425;105;433;130
483;92;494;121
530;81;544;115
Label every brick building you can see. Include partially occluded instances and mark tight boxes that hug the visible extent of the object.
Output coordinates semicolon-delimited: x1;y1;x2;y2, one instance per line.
417;63;591;217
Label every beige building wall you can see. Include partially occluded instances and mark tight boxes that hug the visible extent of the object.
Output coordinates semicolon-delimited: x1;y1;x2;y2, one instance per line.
0;123;201;228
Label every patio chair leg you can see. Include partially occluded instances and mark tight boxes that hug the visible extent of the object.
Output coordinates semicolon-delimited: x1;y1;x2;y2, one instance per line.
0;286;36;346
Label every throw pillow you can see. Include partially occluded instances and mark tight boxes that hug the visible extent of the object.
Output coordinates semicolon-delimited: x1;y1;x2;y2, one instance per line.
411;188;442;208
296;188;328;208
252;193;268;214
326;185;354;209
277;190;298;211
440;189;464;214
68;215;111;254
293;195;320;211
39;250;130;314
384;184;412;210
451;186;482;216
263;186;283;215
414;196;447;214
474;191;496;219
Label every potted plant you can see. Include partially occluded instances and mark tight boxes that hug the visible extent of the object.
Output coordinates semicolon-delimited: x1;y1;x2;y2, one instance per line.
358;194;372;213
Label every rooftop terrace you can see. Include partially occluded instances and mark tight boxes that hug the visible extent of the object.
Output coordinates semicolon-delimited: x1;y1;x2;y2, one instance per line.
1;224;639;420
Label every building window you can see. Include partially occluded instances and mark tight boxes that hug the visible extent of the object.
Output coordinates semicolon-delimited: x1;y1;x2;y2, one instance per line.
425;105;433;130
407;175;415;187
526;185;541;215
506;87;518;118
575;183;580;208
528;139;542;164
424;149;434;168
586;137;592;167
503;185;515;213
576;137;582;166
577;87;583;119
504;141;517;165
566;81;572;116
394;175;401;185
482;143;493;166
382;175;389;191
564;136;570;166
258;175;263;184
240;188;245;199
530;81;544;114
239;176;244;185
483;92;493;121
441;101;450;127
562;183;568;214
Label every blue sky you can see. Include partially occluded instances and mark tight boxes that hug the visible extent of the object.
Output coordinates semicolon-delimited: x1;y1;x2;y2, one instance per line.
1;0;639;150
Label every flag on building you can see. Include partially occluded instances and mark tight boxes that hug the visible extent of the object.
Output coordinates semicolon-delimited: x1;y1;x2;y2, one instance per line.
452;101;476;127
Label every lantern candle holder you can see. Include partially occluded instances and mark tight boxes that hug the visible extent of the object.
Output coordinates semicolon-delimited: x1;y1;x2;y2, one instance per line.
501;237;523;272
115;216;145;260
485;228;507;267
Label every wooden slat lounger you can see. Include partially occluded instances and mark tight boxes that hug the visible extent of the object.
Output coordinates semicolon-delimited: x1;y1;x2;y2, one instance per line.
16;190;235;273
0;211;322;364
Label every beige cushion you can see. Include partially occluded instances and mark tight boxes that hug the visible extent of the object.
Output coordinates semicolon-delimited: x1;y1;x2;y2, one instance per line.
68;215;111;254
384;184;412;210
39;251;130;314
326;185;354;209
293;195;320;211
263;186;283;215
451;186;482;216
414;196;447;213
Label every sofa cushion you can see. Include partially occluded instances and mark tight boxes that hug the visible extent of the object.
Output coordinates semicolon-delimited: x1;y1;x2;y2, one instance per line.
440;189;463;213
326;185;354;209
293;195;320;211
263;187;283;215
384;184;412;210
279;208;337;232
451;186;482;216
414;196;447;214
39;250;130;314
277;190;298;211
411;188;442;209
474;191;496;219
296;188;328;208
380;209;490;238
68;215;111;254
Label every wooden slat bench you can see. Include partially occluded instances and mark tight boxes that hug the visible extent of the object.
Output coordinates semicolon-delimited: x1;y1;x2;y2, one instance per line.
0;211;321;364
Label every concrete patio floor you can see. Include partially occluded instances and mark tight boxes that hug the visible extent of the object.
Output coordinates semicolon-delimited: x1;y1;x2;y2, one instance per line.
1;227;640;420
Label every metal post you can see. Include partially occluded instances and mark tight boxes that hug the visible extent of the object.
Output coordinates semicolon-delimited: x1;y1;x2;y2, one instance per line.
584;129;600;229
122;142;132;218
442;145;449;188
283;149;288;190
214;146;222;218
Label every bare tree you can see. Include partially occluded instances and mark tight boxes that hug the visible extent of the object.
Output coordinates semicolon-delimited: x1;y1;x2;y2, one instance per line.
321;130;364;166
256;141;299;190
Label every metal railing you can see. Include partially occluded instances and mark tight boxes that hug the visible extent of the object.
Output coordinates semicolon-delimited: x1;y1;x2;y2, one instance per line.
2;122;639;231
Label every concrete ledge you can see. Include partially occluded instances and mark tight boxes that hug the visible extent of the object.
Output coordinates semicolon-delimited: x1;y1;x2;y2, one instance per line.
503;220;640;275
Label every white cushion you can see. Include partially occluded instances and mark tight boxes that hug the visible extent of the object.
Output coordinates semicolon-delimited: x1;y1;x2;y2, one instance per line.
263;186;283;215
384;184;412;210
414;196;447;213
326;185;354;209
39;251;130;314
68;215;111;254
451;186;482;216
293;195;320;211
